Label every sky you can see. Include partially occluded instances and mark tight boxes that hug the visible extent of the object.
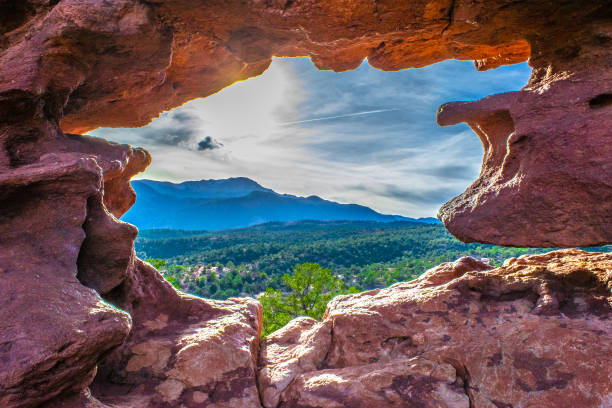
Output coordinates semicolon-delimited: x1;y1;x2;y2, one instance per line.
92;57;531;218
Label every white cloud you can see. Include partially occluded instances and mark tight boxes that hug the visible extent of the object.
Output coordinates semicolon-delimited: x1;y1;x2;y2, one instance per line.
92;57;531;218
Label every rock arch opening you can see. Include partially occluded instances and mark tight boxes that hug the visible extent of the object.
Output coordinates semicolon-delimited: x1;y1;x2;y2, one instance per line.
93;56;533;225
1;0;609;247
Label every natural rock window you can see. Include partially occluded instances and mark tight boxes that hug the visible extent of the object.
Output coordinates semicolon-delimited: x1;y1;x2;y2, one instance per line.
1;1;610;408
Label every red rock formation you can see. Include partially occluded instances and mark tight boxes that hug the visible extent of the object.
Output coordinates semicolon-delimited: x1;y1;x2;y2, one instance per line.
259;249;612;407
1;1;611;407
279;357;470;407
41;389;109;408
258;317;333;407
92;259;263;407
0;153;132;408
0;131;263;407
437;50;612;247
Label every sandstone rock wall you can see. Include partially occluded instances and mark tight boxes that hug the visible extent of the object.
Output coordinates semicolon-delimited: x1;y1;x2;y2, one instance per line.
0;151;132;407
0;0;611;407
0;131;265;408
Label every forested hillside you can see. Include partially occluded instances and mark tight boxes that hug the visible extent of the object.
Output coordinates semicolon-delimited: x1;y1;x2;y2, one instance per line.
138;220;611;300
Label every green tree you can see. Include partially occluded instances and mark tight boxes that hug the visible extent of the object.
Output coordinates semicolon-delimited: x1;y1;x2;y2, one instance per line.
259;263;353;336
147;258;166;270
165;275;182;290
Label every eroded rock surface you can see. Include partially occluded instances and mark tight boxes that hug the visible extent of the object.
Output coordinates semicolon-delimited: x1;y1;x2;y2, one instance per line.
259;317;333;407
1;0;611;246
437;51;612;246
0;153;132;408
1;1;611;407
92;260;263;408
259;249;612;407
279;357;470;408
41;389;111;408
0;132;263;407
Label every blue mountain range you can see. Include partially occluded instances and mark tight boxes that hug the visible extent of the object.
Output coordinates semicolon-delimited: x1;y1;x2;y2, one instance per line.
122;177;440;230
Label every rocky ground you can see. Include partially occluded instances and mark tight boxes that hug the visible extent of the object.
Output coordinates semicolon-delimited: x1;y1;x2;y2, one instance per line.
7;248;610;407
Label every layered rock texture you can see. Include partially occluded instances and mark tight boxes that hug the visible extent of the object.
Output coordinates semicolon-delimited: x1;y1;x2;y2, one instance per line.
259;250;612;407
1;0;611;407
92;260;263;408
0;131;263;407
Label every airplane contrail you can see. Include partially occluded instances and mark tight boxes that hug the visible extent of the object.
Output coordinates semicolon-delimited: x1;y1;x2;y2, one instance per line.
281;108;400;125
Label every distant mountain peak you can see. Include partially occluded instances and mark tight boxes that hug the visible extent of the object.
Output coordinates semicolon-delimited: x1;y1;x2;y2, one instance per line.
194;176;263;185
133;177;273;199
125;178;439;230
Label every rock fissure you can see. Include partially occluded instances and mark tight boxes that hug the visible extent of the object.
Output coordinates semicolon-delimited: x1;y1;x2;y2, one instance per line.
441;0;457;36
456;362;474;408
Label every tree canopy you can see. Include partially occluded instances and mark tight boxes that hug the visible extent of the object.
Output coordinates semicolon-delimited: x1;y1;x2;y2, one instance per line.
259;263;356;336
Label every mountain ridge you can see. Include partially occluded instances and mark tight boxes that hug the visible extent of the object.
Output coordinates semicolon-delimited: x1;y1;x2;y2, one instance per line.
123;178;440;230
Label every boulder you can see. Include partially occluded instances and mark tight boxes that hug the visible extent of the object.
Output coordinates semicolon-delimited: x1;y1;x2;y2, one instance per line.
92;260;263;408
258;317;332;407
260;250;612;407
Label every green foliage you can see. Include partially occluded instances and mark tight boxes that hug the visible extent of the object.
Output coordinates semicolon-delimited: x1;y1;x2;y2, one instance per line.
258;288;291;336
165;275;182;290
147;258;166;270
139;221;611;331
259;263;354;336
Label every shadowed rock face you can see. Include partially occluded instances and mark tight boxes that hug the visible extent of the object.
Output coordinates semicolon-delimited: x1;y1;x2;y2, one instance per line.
0;152;132;408
93;259;263;408
0;1;611;407
259;250;612;408
0;131;263;408
437;40;612;246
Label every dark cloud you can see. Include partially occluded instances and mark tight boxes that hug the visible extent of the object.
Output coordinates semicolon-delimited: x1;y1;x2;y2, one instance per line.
198;136;223;151
134;111;221;151
137;111;202;147
157;128;197;145
172;111;197;123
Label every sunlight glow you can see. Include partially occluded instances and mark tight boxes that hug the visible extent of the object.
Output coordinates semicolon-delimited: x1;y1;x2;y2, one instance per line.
93;57;532;217
188;59;304;142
